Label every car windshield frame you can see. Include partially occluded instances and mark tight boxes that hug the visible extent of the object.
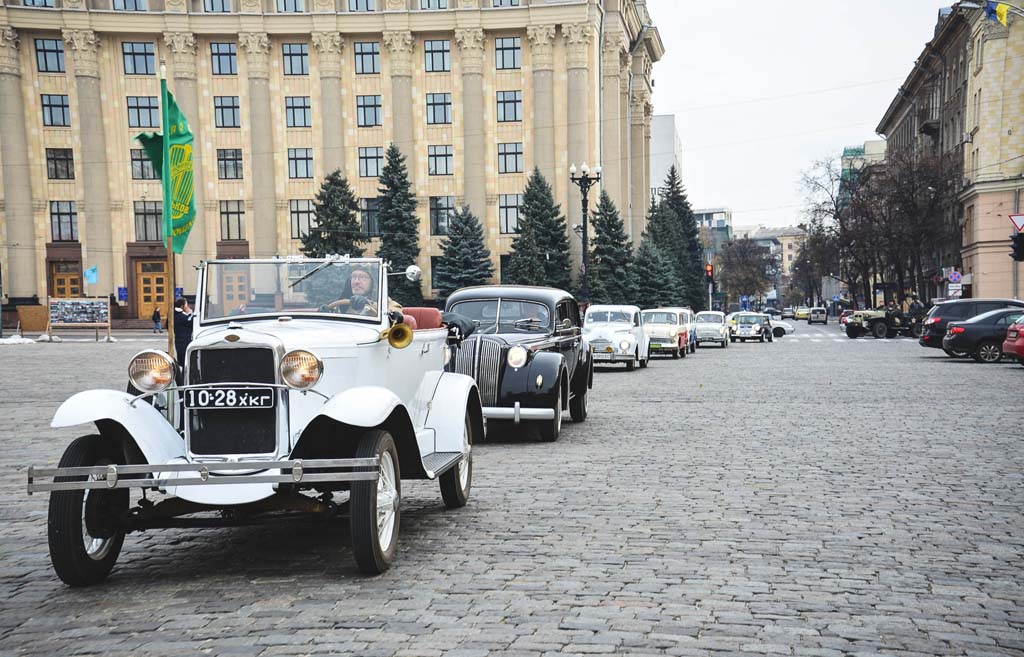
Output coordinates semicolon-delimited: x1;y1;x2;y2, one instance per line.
695;313;723;324
448;297;553;335
642;311;678;325
585;309;634;325
736;315;761;325
199;258;386;326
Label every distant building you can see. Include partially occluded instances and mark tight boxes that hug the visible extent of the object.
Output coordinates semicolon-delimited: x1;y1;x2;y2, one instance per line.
694;208;732;264
649;114;682;201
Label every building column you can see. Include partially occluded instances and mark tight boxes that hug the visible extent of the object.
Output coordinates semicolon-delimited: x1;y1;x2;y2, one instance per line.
240;33;275;261
602;33;628;227
312;32;345;177
527;24;556;185
63;29;113;296
629;87;649;243
164;32;204;293
620;73;632;241
564;22;592;267
644;103;653;217
456;28;486;218
383;30;415;169
0;28;38;301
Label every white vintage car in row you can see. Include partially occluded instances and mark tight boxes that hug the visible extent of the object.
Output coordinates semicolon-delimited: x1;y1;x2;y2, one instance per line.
583;304;650;370
694;310;730;348
641;308;687;359
28;257;483;585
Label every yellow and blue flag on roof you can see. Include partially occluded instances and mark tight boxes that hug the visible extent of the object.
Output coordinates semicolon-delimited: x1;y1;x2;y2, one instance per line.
986;1;1010;27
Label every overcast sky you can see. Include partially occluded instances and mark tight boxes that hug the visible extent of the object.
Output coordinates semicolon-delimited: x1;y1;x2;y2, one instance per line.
647;0;955;228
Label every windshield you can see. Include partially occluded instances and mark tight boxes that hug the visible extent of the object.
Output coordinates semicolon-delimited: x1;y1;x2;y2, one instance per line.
642;312;677;325
696;314;723;324
737;315;761;325
449;299;551;334
202;260;384;323
586;310;632;324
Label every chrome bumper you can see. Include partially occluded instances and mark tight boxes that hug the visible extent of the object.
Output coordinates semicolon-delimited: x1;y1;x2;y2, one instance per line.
27;457;379;494
483;402;556;424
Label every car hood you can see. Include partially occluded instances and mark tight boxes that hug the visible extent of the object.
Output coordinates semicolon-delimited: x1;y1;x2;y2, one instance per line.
192;318;385;356
584;324;636;341
643;324;679;337
470;332;553;348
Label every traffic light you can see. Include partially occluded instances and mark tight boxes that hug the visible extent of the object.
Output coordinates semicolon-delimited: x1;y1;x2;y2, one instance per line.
1012;234;1024;262
705;263;714;281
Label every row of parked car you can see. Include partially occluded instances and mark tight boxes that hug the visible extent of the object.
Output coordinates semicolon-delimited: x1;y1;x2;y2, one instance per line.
918;297;1024;364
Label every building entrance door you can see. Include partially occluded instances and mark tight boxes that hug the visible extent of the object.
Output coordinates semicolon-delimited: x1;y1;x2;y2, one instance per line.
51;262;81;298
222;264;250;314
136;260;169;321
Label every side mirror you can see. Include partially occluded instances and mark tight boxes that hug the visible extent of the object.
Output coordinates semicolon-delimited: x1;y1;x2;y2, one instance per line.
405;265;422;282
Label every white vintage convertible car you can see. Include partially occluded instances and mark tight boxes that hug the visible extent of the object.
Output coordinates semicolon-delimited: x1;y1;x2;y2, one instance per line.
28;257;483;584
583;304;650;370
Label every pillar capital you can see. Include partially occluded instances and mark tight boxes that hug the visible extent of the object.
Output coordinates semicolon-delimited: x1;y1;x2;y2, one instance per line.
383;30;415;77
62;29;101;78
239;32;271;79
563;22;592;70
603;32;628;77
165;0;187;11
0;27;20;76
163;32;197;79
630;89;650;126
455;27;485;75
312;31;345;77
527;24;556;71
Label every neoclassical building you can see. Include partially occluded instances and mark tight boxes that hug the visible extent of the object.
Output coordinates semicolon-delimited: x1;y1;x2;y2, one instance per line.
0;0;662;320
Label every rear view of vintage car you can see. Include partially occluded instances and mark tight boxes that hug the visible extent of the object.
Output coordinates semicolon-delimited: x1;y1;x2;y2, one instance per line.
444;286;592;442
28;257;483;585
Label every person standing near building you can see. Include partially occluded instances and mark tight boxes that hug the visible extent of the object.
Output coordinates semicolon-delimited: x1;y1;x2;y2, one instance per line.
173;298;194;366
151;307;163;333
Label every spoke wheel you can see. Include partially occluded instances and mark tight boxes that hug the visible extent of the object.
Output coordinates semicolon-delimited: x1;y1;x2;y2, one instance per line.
973;341;1002;363
440;413;474;508
351;430;400;575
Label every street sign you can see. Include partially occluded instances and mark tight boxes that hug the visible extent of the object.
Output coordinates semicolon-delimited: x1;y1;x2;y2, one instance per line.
948;283;963;291
1010;214;1024;232
741;295;749;302
832;295;840;302
948;270;962;284
175;287;184;299
117;287;128;302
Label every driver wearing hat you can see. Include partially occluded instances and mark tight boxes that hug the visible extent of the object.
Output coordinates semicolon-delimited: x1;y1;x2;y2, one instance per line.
324;265;403;316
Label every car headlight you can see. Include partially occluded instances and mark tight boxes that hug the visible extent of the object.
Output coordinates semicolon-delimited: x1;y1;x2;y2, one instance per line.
128;350;176;393
619;339;631;351
507;345;528;369
752;325;760;331
281;350;323;390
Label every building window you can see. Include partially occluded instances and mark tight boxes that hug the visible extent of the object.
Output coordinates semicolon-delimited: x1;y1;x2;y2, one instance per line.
356;95;383;127
220;200;245;241
354;42;380;74
360;198;381;236
421;0;447;7
499;193;522;234
428;145;454;176
430;196;455;236
288;148;313;179
50;201;78;242
24;0;55;6
286;96;312;128
35;39;65;73
426;93;452;125
424;40;451;72
359;147;384;177
349;0;375;10
277;0;304;10
217;148;244;180
214;96;240;127
290;199;315;239
497;90;522;122
283;43;309;75
131;149;157;180
127;96;160;128
495;37;521;70
134;201;162;242
122;42;156;75
204;0;231;11
788;253;793;262
46;148;75;180
113;0;147;9
41;94;71;127
493;0;519;6
498;142;523;174
210;42;237;75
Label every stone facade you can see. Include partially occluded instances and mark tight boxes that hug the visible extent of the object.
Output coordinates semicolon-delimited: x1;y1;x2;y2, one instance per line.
0;0;663;316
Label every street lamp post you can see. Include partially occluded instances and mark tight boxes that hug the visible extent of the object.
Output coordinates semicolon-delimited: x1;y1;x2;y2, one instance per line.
569;162;602;302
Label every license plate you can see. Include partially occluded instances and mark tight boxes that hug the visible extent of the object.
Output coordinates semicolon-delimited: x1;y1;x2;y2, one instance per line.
594;352;613;360
184;386;276;410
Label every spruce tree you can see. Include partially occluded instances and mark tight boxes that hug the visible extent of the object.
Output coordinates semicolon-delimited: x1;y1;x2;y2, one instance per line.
631;236;678;310
505;168;571;290
434;206;494;300
658;166;705;309
377;144;422;306
588;191;634;304
300;170;365;258
644;201;686;306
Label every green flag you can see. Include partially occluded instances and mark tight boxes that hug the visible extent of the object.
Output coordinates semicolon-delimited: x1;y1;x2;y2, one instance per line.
136;80;196;254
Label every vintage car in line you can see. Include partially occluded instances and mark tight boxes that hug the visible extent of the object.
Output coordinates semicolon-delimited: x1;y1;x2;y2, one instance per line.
641;308;687;358
694;310;730;348
583;304;650;370
731;312;773;343
444;286;592;442
28;257;484;584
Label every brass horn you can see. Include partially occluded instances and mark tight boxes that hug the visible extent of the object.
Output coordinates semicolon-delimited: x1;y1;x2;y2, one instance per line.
381;321;413;349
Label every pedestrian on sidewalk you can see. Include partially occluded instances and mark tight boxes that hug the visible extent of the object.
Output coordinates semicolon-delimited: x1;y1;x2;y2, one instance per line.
151;307;163;333
173;298;194;366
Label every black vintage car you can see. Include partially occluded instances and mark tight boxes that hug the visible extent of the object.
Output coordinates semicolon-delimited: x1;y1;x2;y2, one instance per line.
444;286;593;442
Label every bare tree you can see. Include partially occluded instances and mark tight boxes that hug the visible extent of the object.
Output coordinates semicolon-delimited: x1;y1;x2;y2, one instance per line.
719;238;774;301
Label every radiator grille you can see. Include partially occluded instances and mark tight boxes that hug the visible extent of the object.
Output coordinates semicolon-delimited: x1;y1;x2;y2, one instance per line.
452;337;503;406
187;348;277;455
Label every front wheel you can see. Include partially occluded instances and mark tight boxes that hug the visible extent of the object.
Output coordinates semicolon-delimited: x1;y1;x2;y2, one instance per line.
351;430;401;575
871;321;889;339
48;434;129;587
569;376;588;422
672;346;680;359
538;382;562;442
639;351;648;368
440;414;474;509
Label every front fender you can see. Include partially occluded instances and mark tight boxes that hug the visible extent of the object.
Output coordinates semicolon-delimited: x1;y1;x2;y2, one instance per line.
424;373;481;454
499;351;565;409
316;386;403;428
51;390;184;466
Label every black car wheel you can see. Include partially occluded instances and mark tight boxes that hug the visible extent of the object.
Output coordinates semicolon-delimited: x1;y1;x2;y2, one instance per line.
538;382;562;442
871;322;889;339
911;323;924;339
439;414;473;509
973;341;1003;364
569;380;588;422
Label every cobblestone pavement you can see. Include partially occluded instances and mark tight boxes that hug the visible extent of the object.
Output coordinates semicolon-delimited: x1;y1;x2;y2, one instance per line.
1;326;1022;656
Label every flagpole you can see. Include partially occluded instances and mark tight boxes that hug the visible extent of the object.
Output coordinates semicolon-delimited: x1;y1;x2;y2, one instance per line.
161;63;176;358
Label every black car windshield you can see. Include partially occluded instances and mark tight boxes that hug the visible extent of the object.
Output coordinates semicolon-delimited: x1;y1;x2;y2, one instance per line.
642;312;677;325
449;299;551;334
586;310;632;324
696;314;723;324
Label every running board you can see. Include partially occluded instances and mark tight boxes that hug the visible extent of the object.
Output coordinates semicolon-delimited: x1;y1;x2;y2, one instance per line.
421;452;463;479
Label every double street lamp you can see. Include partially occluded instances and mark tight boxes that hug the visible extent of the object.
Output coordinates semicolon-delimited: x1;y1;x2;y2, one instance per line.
569;162;602;302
